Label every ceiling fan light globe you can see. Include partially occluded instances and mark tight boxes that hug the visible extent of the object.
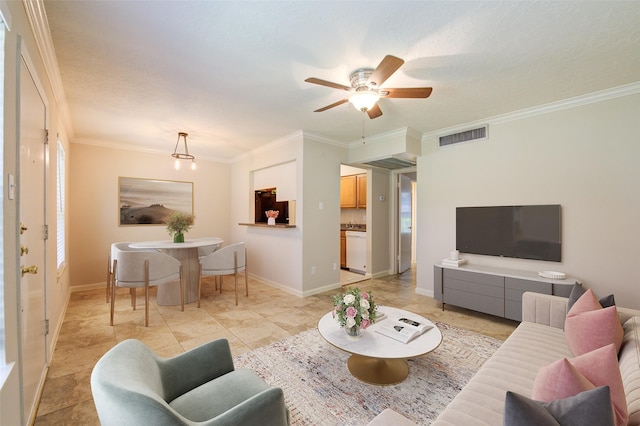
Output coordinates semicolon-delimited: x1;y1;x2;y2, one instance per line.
349;90;380;112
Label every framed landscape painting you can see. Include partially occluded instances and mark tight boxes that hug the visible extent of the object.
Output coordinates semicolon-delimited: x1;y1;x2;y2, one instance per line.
119;177;193;225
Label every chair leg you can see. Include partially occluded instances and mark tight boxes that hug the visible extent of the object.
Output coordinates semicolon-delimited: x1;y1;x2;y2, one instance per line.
131;288;136;310
144;259;150;327
244;248;249;297
197;263;202;308
234;251;238;306
110;260;117;326
106;255;111;303
180;266;185;312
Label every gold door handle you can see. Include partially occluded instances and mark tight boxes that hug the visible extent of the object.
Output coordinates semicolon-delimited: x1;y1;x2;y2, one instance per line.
20;245;29;256
20;223;28;234
21;265;38;277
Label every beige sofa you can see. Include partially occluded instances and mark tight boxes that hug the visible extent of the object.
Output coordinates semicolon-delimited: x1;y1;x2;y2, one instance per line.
370;292;640;425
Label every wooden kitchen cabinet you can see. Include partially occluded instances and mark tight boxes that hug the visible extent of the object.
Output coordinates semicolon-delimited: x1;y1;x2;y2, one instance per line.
340;174;366;208
340;231;346;268
356;174;366;208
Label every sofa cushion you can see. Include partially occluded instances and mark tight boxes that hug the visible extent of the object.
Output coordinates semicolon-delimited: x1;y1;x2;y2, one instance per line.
504;386;614;426
620;316;640;425
431;322;573;425
531;357;595;399
532;344;627;426
564;289;623;356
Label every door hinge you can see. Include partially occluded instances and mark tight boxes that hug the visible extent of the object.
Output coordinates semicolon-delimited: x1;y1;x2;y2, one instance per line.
43;224;49;240
44;129;49;145
43;319;50;335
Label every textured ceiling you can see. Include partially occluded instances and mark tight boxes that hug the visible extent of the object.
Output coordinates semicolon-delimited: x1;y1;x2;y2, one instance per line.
43;1;640;162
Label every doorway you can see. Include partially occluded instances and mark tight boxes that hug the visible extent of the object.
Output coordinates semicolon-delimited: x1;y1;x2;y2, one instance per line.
394;170;416;275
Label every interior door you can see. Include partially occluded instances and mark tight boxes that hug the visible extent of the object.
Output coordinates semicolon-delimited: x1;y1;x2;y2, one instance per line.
398;174;413;273
19;54;48;422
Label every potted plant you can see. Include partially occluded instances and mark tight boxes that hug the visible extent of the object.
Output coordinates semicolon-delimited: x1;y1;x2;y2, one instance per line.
166;211;194;243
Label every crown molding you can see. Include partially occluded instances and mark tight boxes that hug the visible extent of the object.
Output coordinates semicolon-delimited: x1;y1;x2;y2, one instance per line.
23;0;74;139
422;81;640;142
73;137;232;164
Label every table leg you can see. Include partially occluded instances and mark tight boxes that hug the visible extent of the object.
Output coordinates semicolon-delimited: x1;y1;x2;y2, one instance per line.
347;354;409;385
157;247;199;305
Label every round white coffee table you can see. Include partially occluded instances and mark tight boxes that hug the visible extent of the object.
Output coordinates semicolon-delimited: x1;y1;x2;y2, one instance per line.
317;306;442;385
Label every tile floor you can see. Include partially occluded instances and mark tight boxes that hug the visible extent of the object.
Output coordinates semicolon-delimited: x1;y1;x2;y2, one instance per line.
34;268;517;425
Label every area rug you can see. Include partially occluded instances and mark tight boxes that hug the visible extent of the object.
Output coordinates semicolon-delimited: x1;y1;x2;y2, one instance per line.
233;322;502;425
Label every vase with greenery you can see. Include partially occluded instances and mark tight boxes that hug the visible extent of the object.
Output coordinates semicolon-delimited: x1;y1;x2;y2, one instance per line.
332;287;377;339
166;211;194;243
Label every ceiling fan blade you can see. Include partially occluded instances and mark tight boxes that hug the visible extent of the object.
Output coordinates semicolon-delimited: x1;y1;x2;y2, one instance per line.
314;98;349;112
305;77;351;91
366;104;383;119
367;55;404;87
382;87;433;98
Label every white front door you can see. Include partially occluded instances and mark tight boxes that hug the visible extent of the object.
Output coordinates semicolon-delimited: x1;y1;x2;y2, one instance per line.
398;174;413;273
19;53;48;423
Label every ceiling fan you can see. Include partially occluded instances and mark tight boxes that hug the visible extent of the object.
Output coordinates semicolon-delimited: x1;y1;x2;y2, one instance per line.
305;55;432;119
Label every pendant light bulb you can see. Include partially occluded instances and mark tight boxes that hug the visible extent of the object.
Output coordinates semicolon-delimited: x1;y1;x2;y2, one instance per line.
174;158;181;170
191;160;196;171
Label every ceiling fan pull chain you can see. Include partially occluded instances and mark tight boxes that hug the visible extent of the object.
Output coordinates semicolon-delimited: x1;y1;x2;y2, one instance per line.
361;113;366;144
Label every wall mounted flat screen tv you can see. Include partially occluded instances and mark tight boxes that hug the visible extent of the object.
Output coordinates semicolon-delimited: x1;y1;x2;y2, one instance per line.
456;205;561;262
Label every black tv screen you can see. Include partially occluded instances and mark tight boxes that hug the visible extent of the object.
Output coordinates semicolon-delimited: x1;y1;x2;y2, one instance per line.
456;205;561;262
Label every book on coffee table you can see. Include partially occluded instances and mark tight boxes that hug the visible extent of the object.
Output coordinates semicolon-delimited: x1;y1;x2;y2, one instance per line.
375;316;433;343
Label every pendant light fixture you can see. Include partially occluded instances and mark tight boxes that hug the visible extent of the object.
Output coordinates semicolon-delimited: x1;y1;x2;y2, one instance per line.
172;132;196;170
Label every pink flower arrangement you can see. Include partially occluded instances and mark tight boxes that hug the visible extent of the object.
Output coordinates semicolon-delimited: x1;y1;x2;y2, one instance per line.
265;210;279;219
332;287;377;330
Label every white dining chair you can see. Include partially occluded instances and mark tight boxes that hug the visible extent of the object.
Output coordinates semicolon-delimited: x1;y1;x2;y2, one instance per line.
198;242;247;307
106;242;146;304
111;249;184;327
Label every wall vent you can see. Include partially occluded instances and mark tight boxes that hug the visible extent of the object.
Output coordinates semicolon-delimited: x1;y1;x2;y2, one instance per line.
439;126;487;147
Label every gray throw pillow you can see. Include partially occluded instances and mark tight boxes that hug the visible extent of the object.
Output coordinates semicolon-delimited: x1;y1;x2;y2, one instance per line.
567;283;615;312
503;386;614;426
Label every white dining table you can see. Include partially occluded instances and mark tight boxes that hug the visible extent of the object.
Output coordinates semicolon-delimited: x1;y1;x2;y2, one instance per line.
129;237;224;305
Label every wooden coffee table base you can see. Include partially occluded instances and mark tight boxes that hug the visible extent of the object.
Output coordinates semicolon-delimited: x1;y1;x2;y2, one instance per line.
347;354;409;385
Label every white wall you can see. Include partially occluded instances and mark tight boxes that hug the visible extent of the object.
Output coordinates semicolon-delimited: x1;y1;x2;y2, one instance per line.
230;132;305;295
417;92;640;309
301;133;346;294
368;167;392;277
230;131;349;297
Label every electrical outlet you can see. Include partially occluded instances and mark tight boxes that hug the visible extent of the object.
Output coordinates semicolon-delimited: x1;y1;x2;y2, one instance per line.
311;266;316;275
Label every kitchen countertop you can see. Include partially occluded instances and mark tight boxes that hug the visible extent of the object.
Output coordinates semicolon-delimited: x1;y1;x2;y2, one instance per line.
341;224;366;232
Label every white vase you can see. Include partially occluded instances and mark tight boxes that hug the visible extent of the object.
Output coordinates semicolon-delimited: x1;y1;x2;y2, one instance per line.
267;217;276;226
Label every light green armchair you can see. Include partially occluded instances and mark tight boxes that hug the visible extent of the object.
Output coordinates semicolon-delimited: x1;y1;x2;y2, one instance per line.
91;338;290;426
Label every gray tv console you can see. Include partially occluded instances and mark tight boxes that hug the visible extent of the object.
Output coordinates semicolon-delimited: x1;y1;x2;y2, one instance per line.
434;264;579;321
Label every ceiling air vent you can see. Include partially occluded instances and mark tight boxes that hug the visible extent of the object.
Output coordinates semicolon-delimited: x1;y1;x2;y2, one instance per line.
439;126;487;147
363;157;416;170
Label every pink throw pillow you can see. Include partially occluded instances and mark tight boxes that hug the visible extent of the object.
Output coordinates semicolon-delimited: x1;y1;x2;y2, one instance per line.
564;289;623;356
532;344;628;426
532;358;594;400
